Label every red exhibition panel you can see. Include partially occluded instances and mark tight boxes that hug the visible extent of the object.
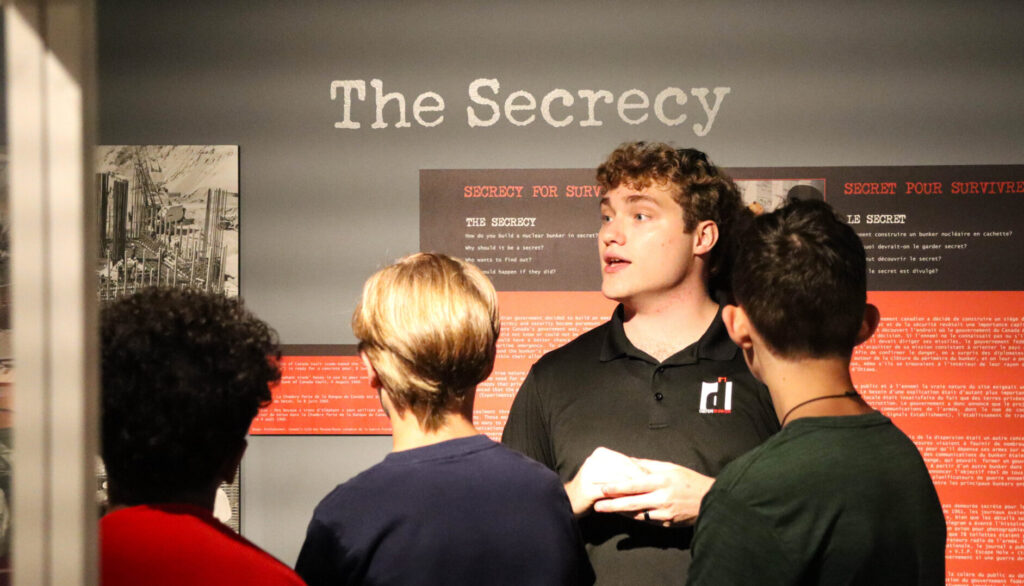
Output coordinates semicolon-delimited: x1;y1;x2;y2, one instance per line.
474;291;617;439
251;355;389;435
856;291;1024;581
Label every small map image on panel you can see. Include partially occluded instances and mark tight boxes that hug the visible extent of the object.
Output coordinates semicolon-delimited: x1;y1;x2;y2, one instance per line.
95;145;239;300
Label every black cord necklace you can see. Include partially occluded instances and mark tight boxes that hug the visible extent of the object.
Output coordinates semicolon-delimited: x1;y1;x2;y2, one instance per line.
780;390;860;427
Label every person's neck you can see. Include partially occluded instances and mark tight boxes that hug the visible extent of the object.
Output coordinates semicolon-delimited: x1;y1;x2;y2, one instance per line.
390;408;479;452
107;487;217;514
621;286;719;362
761;356;872;427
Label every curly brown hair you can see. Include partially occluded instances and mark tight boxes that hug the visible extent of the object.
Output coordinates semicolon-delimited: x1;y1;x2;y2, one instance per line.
596;141;746;293
101;288;281;505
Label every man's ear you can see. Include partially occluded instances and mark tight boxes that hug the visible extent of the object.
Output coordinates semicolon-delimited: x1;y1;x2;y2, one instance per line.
855;303;881;346
722;304;753;350
359;350;382;390
692;220;719;256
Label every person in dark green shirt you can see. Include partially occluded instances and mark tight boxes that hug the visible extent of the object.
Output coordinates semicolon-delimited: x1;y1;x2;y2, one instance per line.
687;199;946;585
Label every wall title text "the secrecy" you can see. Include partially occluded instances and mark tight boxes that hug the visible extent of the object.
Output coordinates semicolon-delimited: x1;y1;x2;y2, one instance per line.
330;78;731;136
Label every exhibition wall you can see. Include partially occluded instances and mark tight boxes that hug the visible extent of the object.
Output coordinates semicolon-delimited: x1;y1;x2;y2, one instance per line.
96;1;1024;582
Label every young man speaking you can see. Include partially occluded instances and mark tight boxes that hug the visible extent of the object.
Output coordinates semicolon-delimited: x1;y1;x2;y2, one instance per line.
503;142;779;583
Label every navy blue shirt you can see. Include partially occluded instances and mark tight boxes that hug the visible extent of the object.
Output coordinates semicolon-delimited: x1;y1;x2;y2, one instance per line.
295;435;593;586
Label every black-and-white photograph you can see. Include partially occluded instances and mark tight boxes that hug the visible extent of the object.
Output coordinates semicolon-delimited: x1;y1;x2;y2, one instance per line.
94;145;242;530
95;145;239;300
735;178;827;213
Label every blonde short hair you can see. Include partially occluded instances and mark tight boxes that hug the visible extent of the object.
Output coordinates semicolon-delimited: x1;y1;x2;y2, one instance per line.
352;253;500;430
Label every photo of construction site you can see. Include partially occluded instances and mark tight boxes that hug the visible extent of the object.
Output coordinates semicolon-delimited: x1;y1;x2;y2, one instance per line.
95;145;241;528
96;145;239;300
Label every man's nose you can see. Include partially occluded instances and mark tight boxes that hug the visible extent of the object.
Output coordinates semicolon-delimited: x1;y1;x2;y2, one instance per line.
599;217;624;246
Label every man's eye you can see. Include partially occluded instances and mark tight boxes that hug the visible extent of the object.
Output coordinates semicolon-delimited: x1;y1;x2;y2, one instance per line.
634;213;649;221
600;214;612;223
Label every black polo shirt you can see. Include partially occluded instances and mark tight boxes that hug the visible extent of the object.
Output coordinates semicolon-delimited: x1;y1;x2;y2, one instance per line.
502;304;779;585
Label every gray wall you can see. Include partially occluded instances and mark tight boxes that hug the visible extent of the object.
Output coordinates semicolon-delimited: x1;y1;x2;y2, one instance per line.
97;0;1024;565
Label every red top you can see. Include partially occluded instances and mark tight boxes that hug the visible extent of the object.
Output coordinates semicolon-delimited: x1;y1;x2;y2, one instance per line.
101;504;305;586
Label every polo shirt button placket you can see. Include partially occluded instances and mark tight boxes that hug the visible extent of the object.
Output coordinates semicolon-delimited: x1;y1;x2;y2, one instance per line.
651;366;666;402
649;367;670;429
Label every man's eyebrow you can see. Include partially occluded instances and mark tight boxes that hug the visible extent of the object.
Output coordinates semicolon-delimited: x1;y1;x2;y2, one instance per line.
600;193;659;207
624;194;658;205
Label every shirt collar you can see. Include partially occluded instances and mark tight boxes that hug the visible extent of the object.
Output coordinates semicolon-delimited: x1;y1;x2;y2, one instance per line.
600;304;738;365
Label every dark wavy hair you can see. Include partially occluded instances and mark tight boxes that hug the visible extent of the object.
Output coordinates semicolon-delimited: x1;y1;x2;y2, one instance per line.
596;141;746;293
731;199;867;358
100;288;281;505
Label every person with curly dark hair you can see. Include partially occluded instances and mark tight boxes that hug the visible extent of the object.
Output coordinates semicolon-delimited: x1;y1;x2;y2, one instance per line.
687;199;945;585
503;142;779;584
99;288;304;586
